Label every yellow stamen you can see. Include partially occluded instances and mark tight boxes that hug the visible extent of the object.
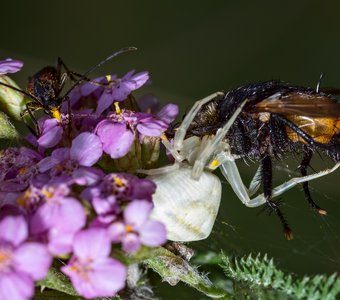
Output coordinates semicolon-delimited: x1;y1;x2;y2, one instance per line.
114;102;121;114
0;251;11;263
51;108;61;120
106;75;112;82
16;189;32;208
126;224;134;232
41;188;54;199
113;175;124;187
18;167;27;175
161;133;168;141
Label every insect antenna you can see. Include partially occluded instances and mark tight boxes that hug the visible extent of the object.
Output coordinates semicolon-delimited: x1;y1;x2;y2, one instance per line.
63;47;137;99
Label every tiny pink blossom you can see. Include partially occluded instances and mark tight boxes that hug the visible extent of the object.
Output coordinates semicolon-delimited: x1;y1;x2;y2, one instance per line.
0;216;52;300
62;228;126;299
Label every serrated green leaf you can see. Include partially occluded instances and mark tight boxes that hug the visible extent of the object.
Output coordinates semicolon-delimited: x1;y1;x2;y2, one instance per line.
37;266;78;297
220;251;340;300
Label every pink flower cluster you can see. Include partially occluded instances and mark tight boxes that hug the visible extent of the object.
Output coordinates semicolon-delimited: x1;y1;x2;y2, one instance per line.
0;59;178;299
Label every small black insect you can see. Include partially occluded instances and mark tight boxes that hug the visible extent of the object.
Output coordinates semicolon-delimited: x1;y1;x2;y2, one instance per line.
0;47;136;135
178;80;340;239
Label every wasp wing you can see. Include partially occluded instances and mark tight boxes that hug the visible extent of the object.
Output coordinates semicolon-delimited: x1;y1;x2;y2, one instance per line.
255;93;340;118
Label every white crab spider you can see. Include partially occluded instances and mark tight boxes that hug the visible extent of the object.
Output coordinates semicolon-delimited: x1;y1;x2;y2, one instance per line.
144;92;340;242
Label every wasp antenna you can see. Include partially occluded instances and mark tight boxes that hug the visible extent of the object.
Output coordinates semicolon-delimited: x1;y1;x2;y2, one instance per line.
316;72;325;93
0;80;41;103
64;47;138;98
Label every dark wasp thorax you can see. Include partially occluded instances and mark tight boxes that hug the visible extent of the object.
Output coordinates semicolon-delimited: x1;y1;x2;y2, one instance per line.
188;80;340;160
26;66;62;110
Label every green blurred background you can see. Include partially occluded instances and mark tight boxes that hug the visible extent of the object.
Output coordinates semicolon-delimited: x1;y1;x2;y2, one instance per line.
1;1;340;298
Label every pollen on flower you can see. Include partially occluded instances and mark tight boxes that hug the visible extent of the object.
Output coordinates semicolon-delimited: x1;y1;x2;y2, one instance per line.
125;224;134;232
50;107;61;120
18;166;27;175
114;101;121;114
0;55;177;300
67;263;92;282
113;175;125;188
41;187;54;199
16;190;32;208
0;251;12;272
15;185;44;211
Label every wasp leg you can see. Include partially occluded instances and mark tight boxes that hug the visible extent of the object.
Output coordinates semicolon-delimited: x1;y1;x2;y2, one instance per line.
21;103;40;136
173;92;224;152
299;150;327;215
191;100;247;180
261;155;293;239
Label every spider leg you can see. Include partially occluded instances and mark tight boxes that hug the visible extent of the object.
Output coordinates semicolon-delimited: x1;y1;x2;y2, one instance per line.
219;153;340;207
161;92;224;163
173;92;224;152
299;149;327;215
137;163;180;175
191;99;247;180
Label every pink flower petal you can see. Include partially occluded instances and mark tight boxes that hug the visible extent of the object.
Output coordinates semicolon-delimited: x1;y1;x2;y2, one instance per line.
73;228;111;260
157;103;179;124
140;220;167;247
122;233;140;253
96;92;114;115
136;119;167;136
72;167;104;186
56;197;86;231
87;259;126;297
30;202;60;234
124;200;153;228
48;228;76;256
97;122;134;159
0;216;27;246
108;222;125;242
37;156;59;173
0;272;33;300
37;124;63;148
14;243;52;280
70;132;103;166
0;59;23;75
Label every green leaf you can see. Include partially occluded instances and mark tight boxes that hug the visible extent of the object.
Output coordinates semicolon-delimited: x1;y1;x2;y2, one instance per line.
143;247;230;299
0;76;25;121
0;111;19;140
37;266;78;297
220;252;340;300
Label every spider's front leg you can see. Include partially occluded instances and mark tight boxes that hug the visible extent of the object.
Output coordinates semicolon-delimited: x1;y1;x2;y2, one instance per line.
221;158;340;207
219;152;340;239
191;99;247;180
161;92;224;164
